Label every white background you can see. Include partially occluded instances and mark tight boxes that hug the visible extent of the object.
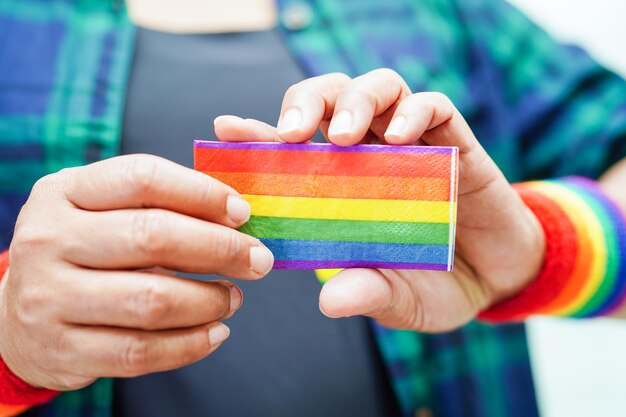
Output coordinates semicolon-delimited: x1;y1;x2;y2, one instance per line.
505;1;626;416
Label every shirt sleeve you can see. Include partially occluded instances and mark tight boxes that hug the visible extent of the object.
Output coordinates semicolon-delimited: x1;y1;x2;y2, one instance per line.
455;0;626;180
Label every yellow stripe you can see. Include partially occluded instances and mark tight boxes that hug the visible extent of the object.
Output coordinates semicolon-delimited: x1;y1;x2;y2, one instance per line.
242;195;455;224
315;268;343;283
527;182;607;316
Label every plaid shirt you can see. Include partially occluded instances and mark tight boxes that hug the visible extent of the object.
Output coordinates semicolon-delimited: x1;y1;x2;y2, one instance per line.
2;0;626;416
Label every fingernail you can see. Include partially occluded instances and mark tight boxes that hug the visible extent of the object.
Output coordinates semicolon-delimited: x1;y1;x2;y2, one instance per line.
328;111;353;136
208;323;230;346
386;115;407;136
226;195;251;224
229;285;243;311
278;108;302;135
249;245;274;275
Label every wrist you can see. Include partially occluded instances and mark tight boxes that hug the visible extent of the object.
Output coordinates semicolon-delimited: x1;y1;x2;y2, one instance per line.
479;185;575;321
481;191;547;310
0;251;58;411
0;251;8;321
499;202;546;300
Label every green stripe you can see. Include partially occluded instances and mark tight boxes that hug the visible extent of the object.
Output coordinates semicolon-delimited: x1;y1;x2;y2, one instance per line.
569;185;619;317
239;216;450;245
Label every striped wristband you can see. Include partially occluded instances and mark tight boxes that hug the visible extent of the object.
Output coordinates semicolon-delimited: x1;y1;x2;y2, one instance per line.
479;177;626;322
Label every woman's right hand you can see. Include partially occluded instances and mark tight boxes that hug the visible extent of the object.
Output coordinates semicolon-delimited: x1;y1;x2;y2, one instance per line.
0;154;274;391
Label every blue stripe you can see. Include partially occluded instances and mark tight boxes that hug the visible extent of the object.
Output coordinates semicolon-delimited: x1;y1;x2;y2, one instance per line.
261;238;449;264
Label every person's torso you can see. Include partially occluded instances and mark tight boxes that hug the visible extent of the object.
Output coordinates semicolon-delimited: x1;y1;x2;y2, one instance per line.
114;27;400;417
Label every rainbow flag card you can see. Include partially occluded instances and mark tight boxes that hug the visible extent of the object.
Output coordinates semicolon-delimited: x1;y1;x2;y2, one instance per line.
194;141;459;271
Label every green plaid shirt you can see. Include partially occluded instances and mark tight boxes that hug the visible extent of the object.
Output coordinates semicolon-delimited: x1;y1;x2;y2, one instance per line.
2;0;626;416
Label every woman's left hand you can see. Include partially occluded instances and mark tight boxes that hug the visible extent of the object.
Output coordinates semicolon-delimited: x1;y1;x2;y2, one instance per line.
214;69;545;332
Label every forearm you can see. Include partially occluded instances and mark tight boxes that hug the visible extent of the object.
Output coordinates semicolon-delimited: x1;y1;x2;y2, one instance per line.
600;158;626;317
600;158;626;212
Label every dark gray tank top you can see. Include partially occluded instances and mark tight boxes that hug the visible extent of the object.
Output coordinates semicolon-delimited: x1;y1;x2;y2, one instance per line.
115;27;400;417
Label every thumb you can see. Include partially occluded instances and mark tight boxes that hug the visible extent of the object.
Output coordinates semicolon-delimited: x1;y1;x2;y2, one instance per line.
318;268;423;330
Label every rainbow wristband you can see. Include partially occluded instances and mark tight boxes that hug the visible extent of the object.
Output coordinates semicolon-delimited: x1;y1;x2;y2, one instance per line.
479;177;626;321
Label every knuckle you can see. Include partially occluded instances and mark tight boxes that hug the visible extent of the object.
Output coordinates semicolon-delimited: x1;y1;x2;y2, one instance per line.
424;92;454;112
178;336;207;365
31;173;60;194
207;284;231;317
14;287;49;325
55;375;94;391
313;72;351;92
214;230;243;262
120;335;152;375
57;166;78;176
346;88;378;109
285;80;318;101
414;304;429;331
329;72;351;83
283;84;316;106
404;291;425;331
284;82;302;97
32;169;75;198
132;282;172;328
286;72;350;98
406;299;423;330
132;211;168;258
123;154;161;196
11;223;53;254
427;91;452;103
288;89;326;117
49;329;75;364
197;177;220;208
55;167;80;185
371;67;402;81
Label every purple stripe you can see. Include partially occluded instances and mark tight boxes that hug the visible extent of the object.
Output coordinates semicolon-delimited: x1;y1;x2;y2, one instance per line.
563;177;626;316
273;260;450;271
194;140;456;155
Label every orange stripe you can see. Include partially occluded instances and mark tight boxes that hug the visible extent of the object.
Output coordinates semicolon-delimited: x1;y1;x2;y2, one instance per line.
195;148;452;178
203;171;451;201
0;403;29;416
538;244;593;313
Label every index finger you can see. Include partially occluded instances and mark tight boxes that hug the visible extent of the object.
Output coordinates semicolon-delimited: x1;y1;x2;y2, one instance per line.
62;154;251;227
276;72;351;143
327;68;411;146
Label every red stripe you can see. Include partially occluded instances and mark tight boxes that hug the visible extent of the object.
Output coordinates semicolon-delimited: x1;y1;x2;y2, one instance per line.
195;148;452;178
0;251;7;277
478;186;578;322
